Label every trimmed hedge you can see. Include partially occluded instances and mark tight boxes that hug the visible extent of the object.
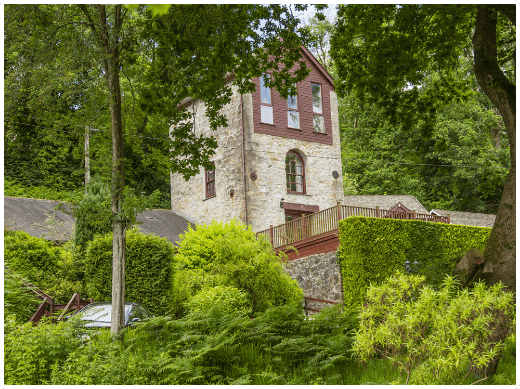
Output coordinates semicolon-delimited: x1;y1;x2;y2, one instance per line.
4;230;61;285
84;229;174;315
337;217;491;309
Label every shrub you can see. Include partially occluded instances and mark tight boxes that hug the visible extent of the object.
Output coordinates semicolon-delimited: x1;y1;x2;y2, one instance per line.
4;316;82;385
186;286;251;316
337;217;491;308
173;219;303;317
84;229;174;315
174;219;251;269
73;179;112;248
4;230;61;287
4;271;41;323
352;272;515;385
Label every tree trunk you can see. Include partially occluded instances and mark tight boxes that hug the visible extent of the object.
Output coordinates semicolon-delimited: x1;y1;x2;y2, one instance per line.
472;4;516;377
89;5;126;335
473;5;516;296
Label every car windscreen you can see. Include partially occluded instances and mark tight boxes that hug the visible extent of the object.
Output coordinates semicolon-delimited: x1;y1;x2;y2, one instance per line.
78;305;132;322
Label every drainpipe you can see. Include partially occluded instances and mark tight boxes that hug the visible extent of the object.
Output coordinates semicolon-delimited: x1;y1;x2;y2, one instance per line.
240;94;248;226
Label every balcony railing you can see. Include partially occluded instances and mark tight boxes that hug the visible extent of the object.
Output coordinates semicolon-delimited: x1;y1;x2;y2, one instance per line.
257;203;449;249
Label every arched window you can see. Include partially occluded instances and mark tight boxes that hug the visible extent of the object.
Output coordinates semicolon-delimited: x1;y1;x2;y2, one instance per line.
286;151;305;194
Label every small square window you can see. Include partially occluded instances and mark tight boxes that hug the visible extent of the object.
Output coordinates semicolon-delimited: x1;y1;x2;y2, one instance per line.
261;105;274;124
287;111;300;129
313;115;325;133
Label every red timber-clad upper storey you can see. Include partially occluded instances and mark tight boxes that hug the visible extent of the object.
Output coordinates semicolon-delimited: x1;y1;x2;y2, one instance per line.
252;45;335;145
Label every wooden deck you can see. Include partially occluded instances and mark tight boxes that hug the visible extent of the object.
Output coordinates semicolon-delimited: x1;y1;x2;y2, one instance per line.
257;203;449;260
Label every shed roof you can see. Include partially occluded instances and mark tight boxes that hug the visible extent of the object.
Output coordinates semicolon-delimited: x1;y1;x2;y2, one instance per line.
342;195;429;215
430;209;496;228
4;196;194;245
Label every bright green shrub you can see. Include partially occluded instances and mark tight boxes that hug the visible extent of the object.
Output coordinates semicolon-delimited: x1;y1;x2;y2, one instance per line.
4;231;87;304
84;229;174;315
337;217;491;308
4;271;41;323
186;286;251;315
174;219;251;269
174;219;303;317
4;230;61;286
4;316;82;385
170;268;225;318
353;272;515;385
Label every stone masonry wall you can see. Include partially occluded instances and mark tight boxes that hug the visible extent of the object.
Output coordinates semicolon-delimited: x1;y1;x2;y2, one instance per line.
242;90;344;233
170;83;247;225
285;251;343;312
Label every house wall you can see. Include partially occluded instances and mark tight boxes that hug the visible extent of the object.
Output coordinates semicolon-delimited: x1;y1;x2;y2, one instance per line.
170;84;247;225
251;50;334;145
243;89;344;233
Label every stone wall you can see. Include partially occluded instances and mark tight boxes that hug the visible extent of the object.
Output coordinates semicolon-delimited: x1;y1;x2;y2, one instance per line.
243;90;344;232
284;251;343;312
170;83;247;225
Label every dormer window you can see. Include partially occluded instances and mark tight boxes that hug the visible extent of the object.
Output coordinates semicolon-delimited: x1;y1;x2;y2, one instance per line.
287;95;300;129
260;73;273;124
311;83;325;133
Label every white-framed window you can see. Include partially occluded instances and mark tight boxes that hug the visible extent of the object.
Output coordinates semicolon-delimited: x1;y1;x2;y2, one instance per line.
311;83;325;133
287;95;300;129
260;73;274;124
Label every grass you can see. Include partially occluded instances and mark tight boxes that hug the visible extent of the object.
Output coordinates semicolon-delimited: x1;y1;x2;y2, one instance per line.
4;179;83;202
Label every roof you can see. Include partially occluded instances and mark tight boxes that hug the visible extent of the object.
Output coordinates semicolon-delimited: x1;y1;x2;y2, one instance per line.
342;195;430;215
4;196;194;245
430;209;496;228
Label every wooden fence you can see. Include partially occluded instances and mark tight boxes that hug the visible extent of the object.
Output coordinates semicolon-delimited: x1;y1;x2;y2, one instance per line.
257;203;449;249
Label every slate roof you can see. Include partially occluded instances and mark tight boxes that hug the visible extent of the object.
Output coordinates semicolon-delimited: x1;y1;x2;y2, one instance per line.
4;196;194;245
430;209;496;228
342;195;430;215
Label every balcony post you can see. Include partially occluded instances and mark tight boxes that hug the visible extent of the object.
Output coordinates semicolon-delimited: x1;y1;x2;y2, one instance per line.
447;214;450;224
376;206;380;218
269;225;273;246
336;201;341;228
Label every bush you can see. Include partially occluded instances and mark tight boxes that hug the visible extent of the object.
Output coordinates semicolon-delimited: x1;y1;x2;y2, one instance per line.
173;219;303;317
4;230;61;287
4;317;82;385
186;286;251;316
4;231;86;304
4;271;42;323
73;179;112;248
84;229;174;315
352;272;515;385
337;217;491;308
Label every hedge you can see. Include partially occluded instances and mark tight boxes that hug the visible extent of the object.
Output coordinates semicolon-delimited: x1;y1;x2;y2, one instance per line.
337;217;491;309
84;229;174;315
4;230;61;286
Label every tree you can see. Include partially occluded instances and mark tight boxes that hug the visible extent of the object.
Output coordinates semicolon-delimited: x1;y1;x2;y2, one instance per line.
5;4;314;333
331;5;515;294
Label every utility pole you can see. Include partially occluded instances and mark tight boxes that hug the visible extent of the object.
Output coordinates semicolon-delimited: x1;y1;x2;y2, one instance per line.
85;127;90;192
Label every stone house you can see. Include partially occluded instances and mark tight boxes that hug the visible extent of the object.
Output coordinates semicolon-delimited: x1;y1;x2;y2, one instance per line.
170;45;344;233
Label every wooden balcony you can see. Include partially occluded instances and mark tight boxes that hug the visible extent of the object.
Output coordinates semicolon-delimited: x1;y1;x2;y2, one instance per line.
256;203;449;250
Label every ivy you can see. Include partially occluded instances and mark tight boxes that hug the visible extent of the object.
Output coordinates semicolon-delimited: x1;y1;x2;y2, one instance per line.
337;217;491;309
